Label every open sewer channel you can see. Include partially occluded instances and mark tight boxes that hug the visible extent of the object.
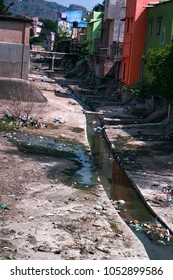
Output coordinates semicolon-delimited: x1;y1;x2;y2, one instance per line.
5;85;173;259
66;89;173;260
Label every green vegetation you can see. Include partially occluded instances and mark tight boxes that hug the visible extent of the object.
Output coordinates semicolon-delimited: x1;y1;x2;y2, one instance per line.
57;24;70;41
131;43;173;101
30;18;57;45
70;127;84;133
0;117;17;131
130;80;152;98
0;0;14;15
109;222;123;235
93;1;105;11
144;43;173;100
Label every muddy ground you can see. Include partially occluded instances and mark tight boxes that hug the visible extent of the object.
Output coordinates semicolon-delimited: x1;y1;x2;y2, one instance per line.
0;64;148;260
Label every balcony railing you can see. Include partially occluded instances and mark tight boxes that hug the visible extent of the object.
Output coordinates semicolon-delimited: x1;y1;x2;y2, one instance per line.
94;41;123;60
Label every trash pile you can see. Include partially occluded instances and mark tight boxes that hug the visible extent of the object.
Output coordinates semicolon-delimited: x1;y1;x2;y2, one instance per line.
162;186;173;206
4;113;41;128
150;188;173;207
127;219;173;244
0;204;10;210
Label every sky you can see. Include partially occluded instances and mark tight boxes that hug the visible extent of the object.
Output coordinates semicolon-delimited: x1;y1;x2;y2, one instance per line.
48;1;103;11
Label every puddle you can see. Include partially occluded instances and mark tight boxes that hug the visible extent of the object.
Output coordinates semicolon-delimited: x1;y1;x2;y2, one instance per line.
6;132;99;188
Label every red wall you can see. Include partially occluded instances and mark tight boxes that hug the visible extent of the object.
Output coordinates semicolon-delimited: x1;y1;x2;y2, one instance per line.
121;0;158;87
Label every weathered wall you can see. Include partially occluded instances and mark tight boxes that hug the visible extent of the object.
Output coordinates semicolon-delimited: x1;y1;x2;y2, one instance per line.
0;16;31;80
0;43;30;79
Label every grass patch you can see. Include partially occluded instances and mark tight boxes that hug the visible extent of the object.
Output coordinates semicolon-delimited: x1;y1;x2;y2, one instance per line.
70;127;84;133
0;118;17;131
110;222;123;235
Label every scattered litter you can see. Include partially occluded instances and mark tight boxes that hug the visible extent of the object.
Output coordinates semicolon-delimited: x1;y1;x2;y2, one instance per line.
162;186;173;195
123;251;131;257
12;234;22;240
151;194;173;207
117;200;125;205
128;220;173;243
43;211;61;217
0;204;10;210
52;118;65;124
32;242;52;252
68;209;81;214
164;193;173;206
6;194;15;197
93;127;102;132
94;205;103;211
111;199;125;210
2;247;12;251
45;213;56;217
53;119;61;123
157;240;166;245
134;225;143;231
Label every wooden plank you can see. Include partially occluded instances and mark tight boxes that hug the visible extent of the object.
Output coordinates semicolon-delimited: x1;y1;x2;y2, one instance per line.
82;110;103;116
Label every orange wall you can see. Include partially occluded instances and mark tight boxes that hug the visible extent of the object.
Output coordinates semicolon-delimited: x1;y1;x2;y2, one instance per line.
121;0;158;87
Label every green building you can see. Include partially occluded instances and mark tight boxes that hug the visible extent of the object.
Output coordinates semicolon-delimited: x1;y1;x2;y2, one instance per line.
143;0;173;80
145;0;173;49
86;11;103;55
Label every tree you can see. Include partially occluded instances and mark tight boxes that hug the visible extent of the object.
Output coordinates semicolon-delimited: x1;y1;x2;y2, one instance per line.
30;18;57;45
0;0;14;15
57;24;70;41
144;43;173;100
39;19;57;42
93;1;105;11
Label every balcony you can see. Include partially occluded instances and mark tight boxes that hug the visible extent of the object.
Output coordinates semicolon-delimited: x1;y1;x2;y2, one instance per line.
94;41;123;61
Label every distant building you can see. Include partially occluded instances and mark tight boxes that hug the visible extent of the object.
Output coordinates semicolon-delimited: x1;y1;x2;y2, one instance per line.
58;10;87;35
96;0;126;83
32;17;43;37
57;10;87;53
145;0;173;49
86;11;103;55
43;32;55;51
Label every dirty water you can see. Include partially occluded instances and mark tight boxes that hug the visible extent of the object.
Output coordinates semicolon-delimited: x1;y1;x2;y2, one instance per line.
5;132;99;189
63;86;173;259
85;113;173;260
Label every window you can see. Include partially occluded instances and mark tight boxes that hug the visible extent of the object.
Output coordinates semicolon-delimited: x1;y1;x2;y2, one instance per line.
157;19;162;35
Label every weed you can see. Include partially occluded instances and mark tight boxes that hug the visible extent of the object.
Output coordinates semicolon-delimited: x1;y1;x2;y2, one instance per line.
0;118;17;131
70;127;84;133
110;222;123;235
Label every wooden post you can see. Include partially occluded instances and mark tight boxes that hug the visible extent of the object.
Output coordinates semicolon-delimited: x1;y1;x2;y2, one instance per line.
49;52;55;71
